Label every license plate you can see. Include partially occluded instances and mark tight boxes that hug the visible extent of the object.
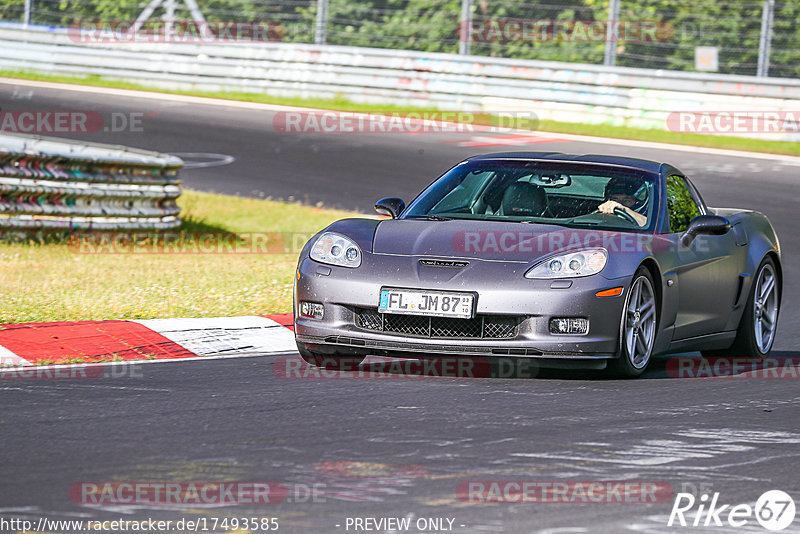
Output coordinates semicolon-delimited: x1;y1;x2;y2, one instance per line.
378;288;475;319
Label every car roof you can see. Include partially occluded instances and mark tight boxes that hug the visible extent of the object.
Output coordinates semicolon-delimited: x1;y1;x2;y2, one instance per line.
464;152;665;174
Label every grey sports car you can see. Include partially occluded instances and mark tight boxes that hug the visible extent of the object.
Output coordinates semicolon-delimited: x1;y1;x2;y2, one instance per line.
293;152;782;377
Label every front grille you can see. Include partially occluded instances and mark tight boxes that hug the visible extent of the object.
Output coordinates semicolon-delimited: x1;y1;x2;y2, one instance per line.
355;308;520;339
383;313;429;336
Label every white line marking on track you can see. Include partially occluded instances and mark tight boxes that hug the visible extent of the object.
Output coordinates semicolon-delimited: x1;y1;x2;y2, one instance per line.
4;77;800;164
446;134;568;147
168;152;235;169
0;349;298;376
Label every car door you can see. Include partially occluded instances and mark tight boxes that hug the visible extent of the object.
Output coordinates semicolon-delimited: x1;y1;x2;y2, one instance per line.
666;175;741;340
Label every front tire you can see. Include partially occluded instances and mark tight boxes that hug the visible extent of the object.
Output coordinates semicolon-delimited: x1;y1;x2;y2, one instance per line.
607;267;658;378
705;257;780;359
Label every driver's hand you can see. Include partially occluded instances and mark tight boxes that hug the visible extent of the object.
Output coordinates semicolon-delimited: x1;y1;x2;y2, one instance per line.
598;200;623;214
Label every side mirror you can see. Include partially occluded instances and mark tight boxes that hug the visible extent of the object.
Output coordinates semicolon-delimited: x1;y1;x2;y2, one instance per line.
375;197;405;219
680;215;731;246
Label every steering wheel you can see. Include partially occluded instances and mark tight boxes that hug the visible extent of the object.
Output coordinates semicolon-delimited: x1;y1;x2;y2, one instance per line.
590;207;638;225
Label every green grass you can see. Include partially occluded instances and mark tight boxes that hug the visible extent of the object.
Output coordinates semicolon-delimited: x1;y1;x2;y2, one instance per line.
0;190;361;324
2;69;799;157
534;119;800;156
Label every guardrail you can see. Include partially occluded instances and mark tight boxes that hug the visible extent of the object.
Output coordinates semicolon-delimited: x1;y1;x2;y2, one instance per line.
0;132;182;231
1;23;799;141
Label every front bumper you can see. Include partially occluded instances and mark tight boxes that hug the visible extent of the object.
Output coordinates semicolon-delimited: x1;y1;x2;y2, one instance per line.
294;255;631;360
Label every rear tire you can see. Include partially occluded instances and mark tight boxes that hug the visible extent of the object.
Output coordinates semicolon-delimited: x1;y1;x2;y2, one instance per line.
607;267;658;378
703;257;779;359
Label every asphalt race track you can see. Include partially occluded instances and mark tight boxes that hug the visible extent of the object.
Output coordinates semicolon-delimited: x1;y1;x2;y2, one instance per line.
1;80;800;533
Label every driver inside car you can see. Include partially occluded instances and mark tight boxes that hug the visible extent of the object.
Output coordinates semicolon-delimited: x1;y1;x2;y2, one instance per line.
597;176;648;227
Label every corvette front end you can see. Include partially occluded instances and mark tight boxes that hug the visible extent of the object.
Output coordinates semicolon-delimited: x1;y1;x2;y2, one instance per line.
294;247;631;365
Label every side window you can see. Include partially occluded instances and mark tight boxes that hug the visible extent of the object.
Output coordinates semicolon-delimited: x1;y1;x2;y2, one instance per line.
684;177;708;214
665;175;702;233
431;171;492;212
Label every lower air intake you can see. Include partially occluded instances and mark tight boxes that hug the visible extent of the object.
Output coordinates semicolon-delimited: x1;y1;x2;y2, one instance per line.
355;308;519;339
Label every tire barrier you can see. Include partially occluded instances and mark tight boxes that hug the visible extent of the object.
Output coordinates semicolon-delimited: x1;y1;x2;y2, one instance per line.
0;132;182;231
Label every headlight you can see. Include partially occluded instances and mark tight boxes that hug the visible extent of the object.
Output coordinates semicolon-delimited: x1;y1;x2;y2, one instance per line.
525;248;607;279
310;232;362;268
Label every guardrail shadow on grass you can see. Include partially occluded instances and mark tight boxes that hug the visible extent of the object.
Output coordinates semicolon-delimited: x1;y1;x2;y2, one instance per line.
1;214;241;247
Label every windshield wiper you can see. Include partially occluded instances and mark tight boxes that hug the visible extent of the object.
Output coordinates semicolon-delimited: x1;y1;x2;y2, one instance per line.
418;215;453;221
490;219;569;228
562;220;601;227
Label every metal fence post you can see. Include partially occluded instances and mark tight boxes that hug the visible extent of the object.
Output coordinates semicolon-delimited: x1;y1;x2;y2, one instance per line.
604;0;620;66
459;0;473;55
315;0;329;45
757;0;775;77
23;0;31;26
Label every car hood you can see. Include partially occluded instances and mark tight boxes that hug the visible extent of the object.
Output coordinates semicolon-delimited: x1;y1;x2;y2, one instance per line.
372;219;632;263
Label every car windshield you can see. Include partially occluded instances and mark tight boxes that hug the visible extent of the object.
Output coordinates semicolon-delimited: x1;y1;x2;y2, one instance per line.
402;159;658;232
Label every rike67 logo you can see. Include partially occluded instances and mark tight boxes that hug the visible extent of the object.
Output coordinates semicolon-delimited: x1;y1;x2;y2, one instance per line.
669;490;796;531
